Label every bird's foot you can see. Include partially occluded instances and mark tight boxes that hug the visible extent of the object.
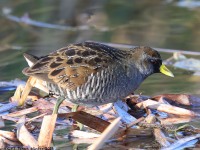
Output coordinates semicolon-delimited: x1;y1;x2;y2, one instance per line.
71;104;79;112
71;104;85;130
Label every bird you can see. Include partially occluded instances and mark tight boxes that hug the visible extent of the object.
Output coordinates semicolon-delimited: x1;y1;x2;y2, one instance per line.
22;41;174;107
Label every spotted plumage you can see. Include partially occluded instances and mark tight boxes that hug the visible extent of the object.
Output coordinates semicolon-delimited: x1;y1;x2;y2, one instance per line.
23;41;174;106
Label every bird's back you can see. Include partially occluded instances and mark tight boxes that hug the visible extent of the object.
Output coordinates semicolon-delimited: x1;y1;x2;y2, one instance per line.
23;41;135;105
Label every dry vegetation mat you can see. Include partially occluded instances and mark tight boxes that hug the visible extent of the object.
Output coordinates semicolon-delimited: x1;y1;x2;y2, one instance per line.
0;77;200;149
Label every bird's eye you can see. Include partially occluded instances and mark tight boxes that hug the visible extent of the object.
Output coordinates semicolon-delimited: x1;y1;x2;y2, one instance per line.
150;59;157;64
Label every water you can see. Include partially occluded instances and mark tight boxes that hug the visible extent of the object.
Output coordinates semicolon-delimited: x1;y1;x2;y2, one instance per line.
0;0;200;149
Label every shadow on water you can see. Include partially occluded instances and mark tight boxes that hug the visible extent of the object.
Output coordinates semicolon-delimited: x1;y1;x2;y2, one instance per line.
0;0;200;149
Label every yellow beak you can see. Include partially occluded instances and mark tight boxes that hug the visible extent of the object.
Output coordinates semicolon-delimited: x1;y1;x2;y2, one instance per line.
160;64;174;77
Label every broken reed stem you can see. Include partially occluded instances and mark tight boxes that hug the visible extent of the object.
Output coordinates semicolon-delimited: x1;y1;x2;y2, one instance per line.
154;128;170;147
27;113;47;122
0;136;21;146
13;85;24;100
127;117;145;128
88;117;121;150
38;114;57;147
17;124;38;147
6;107;38;117
160;117;192;125
16;116;38;148
136;99;198;116
162;134;200;150
144;114;170;148
19;77;37;106
0;136;5;149
0;102;18;114
0;130;18;142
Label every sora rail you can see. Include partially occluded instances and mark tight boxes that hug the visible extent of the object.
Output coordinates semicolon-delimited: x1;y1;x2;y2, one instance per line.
23;41;174;106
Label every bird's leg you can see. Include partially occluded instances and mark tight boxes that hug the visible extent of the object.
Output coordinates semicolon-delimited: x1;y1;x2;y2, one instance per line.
52;96;65;114
71;104;79;112
53;98;84;130
71;104;84;130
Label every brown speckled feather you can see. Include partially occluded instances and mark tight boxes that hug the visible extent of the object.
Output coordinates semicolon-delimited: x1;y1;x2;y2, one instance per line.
23;42;127;90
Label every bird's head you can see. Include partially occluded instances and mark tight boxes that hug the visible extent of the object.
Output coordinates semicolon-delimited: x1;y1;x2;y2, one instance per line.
130;46;174;77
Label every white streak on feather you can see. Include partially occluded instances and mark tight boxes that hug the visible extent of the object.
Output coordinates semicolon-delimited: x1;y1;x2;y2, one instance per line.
66;89;72;99
24;57;34;67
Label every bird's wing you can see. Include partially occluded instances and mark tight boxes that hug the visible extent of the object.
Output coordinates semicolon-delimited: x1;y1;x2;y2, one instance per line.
22;41;126;90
